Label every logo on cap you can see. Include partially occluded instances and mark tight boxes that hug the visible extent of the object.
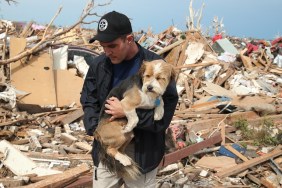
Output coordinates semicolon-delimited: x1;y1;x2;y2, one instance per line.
98;19;108;31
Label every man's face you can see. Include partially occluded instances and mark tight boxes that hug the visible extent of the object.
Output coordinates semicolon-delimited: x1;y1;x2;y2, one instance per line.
99;36;131;64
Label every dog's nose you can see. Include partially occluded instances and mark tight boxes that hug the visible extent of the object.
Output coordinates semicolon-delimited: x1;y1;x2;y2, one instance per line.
147;85;153;91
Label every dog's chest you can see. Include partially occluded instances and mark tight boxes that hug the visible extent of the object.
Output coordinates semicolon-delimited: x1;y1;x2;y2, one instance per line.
138;91;159;109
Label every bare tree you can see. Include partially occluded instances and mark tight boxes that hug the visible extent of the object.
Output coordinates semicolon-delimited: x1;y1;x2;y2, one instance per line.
0;0;112;65
212;16;225;36
186;0;205;31
3;0;18;5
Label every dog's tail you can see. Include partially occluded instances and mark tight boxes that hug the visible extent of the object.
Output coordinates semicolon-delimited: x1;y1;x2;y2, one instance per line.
98;143;141;180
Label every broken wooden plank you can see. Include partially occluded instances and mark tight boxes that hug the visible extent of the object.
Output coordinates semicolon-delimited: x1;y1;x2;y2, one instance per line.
215;147;282;178
30;174;57;183
186;118;223;133
74;142;92;152
64;175;92;188
225;111;260;124
0;178;25;187
26;152;92;161
260;177;278;188
195;156;237;172
63;146;84;154
184;79;193;105
190;100;227;111
156;39;184;55
175;113;229;119
216;67;235;86
19;21;34;38
263;53;272;72
252;59;265;68
159;133;222;168
220;122;226;145
224;144;248;162
159;127;236;167
176;38;189;67
174;108;219;115
60;133;78;145
175;61;220;70
33;108;80;118
0;130;13;136
202;81;237;98
240;49;253;70
24;163;90;188
246;174;261;186
10;138;30;145
59;108;84;125
0;117;37;127
164;44;181;66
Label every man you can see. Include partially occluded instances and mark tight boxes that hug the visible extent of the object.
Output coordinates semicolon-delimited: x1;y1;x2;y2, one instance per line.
80;11;178;188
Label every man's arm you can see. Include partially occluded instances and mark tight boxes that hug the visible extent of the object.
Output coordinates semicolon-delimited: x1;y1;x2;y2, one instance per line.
80;66;101;136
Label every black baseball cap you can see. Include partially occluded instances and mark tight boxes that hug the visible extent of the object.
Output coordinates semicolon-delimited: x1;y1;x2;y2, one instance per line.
89;11;132;43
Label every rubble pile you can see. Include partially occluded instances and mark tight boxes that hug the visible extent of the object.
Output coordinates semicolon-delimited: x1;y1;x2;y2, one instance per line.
147;28;282;188
0;18;281;188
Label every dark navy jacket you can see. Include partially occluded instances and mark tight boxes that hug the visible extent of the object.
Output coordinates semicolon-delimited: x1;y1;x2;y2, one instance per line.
80;43;179;173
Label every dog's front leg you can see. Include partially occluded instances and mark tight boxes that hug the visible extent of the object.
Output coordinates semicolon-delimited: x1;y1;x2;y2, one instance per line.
107;147;132;166
154;98;164;120
120;132;134;152
122;109;138;133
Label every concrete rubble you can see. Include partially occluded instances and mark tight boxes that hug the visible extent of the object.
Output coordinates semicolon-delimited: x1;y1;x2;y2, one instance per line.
0;4;282;188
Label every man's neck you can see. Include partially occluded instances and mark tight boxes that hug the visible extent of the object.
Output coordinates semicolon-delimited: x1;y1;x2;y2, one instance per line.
125;42;139;60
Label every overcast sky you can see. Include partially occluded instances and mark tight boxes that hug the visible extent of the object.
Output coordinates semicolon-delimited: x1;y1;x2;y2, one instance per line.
0;0;281;40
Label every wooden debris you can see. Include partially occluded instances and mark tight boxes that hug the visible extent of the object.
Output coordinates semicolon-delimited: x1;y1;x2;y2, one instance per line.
224;144;249;161
74;142;92;152
156;39;185;55
24;163;90;188
59;108;84;125
216;147;282;178
195;156;237;172
60;133;78;145
0;140;61;177
0;178;25;187
29;135;42;152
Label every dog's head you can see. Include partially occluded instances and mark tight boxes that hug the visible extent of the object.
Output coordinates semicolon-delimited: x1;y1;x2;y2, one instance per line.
139;59;176;97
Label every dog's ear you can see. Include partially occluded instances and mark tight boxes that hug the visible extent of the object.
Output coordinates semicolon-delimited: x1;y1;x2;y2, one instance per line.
170;65;177;81
139;61;148;77
165;63;177;81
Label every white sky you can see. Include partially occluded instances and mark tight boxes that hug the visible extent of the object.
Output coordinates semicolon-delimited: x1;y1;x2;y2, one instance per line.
0;0;281;40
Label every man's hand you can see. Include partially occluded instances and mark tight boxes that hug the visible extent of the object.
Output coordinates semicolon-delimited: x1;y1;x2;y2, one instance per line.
105;97;125;121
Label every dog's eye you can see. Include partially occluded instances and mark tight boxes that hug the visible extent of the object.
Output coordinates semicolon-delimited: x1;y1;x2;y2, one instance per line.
157;76;164;81
145;75;150;78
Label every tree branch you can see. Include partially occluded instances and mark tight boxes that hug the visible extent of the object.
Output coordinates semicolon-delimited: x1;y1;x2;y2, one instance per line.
4;0;17;5
0;1;99;65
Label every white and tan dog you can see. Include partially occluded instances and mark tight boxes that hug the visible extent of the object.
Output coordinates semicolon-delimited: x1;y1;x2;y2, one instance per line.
94;59;176;179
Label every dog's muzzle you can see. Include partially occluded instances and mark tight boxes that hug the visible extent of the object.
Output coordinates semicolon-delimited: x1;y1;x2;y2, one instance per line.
147;85;153;92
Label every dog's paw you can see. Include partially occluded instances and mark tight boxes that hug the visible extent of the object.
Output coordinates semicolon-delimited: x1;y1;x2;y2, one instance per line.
121;126;133;133
115;153;132;166
154;109;164;120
